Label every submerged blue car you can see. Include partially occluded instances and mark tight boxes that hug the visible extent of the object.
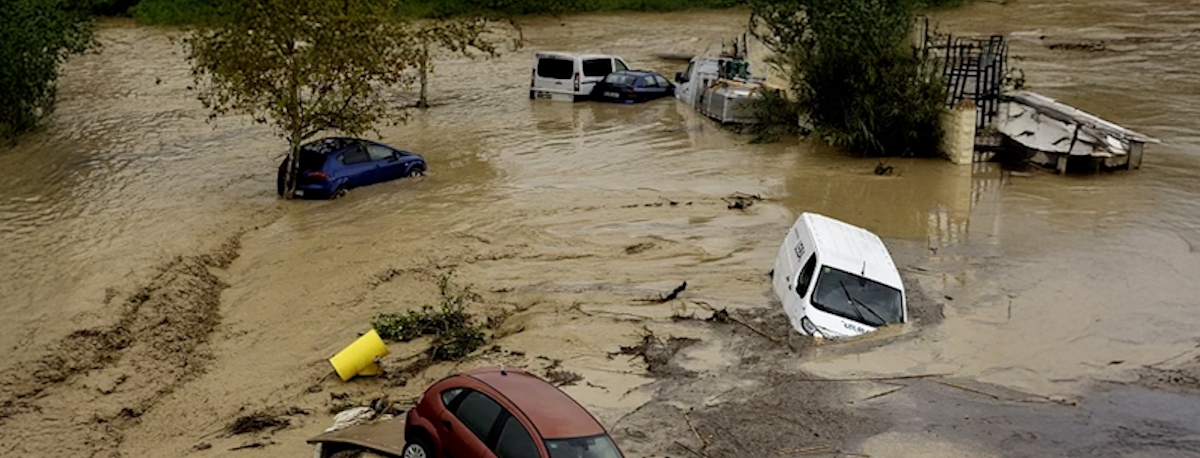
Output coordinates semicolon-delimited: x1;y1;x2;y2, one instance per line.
591;70;676;103
277;137;426;199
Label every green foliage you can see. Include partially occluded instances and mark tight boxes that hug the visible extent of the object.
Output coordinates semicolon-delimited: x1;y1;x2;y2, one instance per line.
131;0;219;24
922;0;968;8
750;0;947;157
185;0;423;197
0;0;95;138
396;0;742;18
132;0;741;24
746;89;804;144
371;273;486;362
410;16;516;107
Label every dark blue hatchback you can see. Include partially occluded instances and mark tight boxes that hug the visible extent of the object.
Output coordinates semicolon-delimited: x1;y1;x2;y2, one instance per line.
277;137;426;199
591;70;675;103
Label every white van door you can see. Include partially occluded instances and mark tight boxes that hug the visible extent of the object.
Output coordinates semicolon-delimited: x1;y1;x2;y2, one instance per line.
674;60;697;105
579;58;609;95
786;254;819;333
534;55;575;96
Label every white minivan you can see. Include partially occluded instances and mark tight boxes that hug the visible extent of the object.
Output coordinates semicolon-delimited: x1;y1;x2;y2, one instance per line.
772;213;907;339
530;52;631;101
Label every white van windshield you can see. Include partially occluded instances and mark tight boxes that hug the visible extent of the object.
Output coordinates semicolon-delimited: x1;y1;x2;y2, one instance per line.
810;266;903;327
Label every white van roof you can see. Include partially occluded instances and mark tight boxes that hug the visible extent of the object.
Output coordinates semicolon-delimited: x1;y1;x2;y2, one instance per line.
535;52;619;61
801;213;903;291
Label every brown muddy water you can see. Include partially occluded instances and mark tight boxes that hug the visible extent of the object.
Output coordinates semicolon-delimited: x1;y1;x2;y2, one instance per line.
2;1;1200;457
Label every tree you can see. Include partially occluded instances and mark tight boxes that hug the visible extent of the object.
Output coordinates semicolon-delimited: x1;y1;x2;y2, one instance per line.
749;0;946;157
185;0;421;198
1;0;95;139
410;17;511;108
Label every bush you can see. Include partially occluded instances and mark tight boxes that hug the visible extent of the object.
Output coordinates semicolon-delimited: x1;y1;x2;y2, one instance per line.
750;0;947;157
130;0;219;24
371;273;486;362
0;0;95;138
745;89;805;144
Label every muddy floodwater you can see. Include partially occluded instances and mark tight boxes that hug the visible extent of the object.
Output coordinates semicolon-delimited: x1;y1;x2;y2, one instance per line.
2;1;1200;457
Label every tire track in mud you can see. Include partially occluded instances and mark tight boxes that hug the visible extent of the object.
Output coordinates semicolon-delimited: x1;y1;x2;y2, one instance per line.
0;236;243;456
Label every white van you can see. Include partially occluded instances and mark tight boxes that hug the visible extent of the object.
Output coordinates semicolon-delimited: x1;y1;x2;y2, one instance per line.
530;52;631;101
772;213;907;339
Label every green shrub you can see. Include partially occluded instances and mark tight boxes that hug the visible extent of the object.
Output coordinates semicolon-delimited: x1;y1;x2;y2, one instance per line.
371;273;486;362
750;0;947;157
130;0;219;25
0;0;94;138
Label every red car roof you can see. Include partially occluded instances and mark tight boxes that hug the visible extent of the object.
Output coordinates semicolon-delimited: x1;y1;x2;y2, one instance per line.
465;367;607;440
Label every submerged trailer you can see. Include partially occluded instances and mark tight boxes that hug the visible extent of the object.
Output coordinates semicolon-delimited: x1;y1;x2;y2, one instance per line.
995;91;1160;173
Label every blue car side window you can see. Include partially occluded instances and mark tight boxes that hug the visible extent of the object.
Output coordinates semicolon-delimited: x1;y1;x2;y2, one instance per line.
341;146;370;165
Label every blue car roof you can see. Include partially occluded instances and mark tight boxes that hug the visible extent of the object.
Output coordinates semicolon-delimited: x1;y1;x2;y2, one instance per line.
610;70;657;77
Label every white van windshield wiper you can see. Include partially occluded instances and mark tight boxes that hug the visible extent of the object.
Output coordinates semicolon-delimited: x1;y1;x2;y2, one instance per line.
840;281;885;326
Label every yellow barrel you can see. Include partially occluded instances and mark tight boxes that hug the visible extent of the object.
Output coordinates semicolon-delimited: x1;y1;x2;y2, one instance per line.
329;329;390;382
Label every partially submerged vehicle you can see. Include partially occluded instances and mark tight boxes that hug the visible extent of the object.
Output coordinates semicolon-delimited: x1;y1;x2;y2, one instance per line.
530;52;632;102
772;213;907;339
277;137;426;199
402;366;625;458
674;55;777;125
995;91;1160;173
591;70;675;103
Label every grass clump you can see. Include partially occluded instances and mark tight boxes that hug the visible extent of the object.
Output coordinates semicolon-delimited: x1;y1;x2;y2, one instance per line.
371;273;486;362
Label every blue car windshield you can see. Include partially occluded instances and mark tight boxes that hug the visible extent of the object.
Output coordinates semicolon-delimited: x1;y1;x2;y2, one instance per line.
545;434;623;458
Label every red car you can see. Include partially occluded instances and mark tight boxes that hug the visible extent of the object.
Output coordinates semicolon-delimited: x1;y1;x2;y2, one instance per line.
403;367;625;458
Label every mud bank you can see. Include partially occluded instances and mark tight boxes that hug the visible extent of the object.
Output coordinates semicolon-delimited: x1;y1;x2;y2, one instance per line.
0;236;242;456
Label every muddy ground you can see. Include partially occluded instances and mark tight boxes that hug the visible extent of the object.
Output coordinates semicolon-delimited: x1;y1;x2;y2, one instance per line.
3;1;1200;457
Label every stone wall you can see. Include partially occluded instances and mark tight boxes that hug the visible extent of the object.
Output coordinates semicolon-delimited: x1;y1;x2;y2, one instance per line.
942;99;977;165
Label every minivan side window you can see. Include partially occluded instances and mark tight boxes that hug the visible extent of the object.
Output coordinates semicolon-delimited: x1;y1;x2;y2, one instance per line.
339;146;370;165
365;144;395;162
582;58;613;77
453;391;503;442
538;58;574;80
494;415;539;458
797;256;818;298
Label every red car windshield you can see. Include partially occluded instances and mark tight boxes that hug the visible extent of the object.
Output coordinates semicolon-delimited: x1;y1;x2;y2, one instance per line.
544;434;623;458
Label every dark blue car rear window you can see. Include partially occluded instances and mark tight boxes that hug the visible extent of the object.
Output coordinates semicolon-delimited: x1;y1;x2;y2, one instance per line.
604;74;636;85
298;152;325;170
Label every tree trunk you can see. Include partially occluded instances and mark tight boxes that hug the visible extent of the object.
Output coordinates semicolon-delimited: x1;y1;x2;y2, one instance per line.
284;136;302;199
417;43;430;109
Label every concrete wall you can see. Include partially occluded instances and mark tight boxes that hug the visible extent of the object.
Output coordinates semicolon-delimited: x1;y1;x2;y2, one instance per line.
942;99;977;165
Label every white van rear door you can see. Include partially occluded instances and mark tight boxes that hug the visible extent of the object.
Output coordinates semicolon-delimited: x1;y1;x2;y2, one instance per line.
535;55;575;94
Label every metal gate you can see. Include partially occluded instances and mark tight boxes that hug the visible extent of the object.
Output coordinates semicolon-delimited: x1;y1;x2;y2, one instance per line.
939;36;1007;130
917;19;1009;130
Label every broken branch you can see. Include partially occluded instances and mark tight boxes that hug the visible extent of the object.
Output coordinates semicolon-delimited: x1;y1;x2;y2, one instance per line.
673;441;709;458
934;380;1000;399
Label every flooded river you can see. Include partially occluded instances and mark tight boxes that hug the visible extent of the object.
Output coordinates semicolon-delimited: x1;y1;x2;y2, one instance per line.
1;1;1199;456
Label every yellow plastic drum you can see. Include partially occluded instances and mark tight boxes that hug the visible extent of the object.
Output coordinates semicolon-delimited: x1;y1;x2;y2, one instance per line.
329;329;390;381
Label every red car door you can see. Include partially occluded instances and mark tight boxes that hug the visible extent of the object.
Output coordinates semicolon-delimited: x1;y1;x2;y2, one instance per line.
439;390;502;458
